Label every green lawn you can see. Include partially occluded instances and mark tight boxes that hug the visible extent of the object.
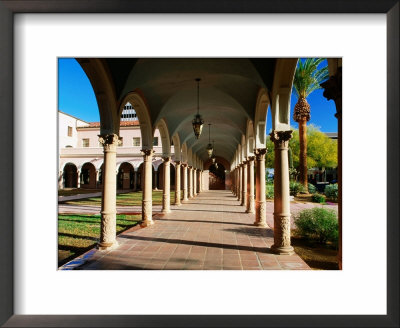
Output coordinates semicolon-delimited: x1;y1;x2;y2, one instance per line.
58;213;140;267
58;188;102;197
62;190;176;206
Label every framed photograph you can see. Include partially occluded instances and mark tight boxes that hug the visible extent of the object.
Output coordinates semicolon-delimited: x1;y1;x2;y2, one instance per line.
0;1;398;327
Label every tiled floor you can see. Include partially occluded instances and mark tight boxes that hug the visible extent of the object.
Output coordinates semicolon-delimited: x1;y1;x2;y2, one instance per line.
69;190;311;270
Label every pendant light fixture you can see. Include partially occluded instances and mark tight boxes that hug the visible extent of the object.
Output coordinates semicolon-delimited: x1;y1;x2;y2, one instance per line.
211;140;216;164
192;78;204;139
206;123;213;157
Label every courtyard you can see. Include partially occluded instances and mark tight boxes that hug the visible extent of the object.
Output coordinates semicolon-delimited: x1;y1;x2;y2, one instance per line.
59;190;337;270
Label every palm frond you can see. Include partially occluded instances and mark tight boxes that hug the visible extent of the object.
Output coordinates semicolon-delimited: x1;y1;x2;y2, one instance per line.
293;58;329;98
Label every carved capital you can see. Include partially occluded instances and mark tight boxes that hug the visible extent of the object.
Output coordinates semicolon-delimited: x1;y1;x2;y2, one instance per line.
175;161;181;165
247;156;255;162
320;67;342;118
270;130;293;149
254;148;267;160
140;149;154;157
181;163;188;168
162;156;171;163
98;134;119;151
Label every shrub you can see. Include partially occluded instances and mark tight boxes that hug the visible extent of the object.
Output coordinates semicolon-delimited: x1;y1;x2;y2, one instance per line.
324;183;338;201
290;181;305;196
308;183;316;194
312;193;326;204
294;208;338;244
266;182;274;199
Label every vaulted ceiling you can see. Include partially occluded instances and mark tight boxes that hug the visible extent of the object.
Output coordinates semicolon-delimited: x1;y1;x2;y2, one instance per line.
101;58;277;162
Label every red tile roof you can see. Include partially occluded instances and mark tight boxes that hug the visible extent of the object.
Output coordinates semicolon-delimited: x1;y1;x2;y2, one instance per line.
78;121;140;128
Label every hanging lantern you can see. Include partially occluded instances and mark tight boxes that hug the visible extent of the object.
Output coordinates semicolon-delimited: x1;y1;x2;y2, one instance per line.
192;78;204;139
206;123;213;157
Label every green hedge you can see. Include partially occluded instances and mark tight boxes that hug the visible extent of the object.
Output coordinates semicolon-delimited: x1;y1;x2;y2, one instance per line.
324;183;338;201
294;208;338;244
290;181;305;196
312;193;326;204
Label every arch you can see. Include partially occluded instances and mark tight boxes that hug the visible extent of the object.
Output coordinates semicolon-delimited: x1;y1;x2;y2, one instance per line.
187;148;193;166
154;118;171;157
118;91;153;149
270;58;298;132
117;162;135;190
63;162;78;188
171;133;182;162
254;88;270;149
181;143;188;164
241;134;246;161
246;119;255;157
80;162;97;189
76;58;119;135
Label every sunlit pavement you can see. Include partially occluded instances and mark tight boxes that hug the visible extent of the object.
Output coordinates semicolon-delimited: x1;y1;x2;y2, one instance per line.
60;190;329;270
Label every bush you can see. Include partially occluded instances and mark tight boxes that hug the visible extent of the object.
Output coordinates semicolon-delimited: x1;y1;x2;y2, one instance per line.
290;181;305;196
294;208;338;244
308;183;316;194
324;183;338;201
266;181;274;199
312;193;326;203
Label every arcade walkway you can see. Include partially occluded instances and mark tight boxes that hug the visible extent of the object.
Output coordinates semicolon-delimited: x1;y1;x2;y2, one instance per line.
65;190;311;270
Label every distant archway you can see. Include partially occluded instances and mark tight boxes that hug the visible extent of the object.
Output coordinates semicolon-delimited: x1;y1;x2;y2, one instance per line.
81;162;96;189
208;163;226;190
63;163;78;188
117;162;135;190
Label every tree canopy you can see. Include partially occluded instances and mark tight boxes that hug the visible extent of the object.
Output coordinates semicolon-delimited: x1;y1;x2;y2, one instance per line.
266;125;337;169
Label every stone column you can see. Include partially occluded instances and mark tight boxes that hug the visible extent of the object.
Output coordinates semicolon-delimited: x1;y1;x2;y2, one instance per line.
95;170;100;189
58;171;63;189
270;131;294;255
241;161;248;207
162;157;171;214
174;161;181;205
154;169;158;190
98;134;119;250
197;169;201;193
235;166;239;197
133;170;137;191
254;149;268;227
182;164;188;201
246;156;255;214
193;169;197;197
188;166;193;198
238;164;243;202
141;149;154;227
77;170;81;188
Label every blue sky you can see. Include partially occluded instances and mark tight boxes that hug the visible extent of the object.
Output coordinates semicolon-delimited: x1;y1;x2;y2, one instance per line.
58;58;337;132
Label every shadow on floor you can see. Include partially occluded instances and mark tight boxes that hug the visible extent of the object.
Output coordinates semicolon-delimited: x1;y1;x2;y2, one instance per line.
118;235;274;254
154;217;254;227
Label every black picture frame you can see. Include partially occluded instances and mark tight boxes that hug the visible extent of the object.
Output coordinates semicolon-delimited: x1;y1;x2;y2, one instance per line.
0;1;398;327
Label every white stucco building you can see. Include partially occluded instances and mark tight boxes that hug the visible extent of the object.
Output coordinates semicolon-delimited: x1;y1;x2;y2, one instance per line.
58;104;174;190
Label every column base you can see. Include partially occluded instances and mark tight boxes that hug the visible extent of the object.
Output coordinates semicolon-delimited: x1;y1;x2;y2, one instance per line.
254;221;269;228
271;244;295;255
140;220;154;227
162;209;171;214
246;209;255;214
97;241;118;251
174;202;182;206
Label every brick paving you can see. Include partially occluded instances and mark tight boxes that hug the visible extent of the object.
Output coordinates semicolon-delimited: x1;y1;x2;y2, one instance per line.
68;190;314;270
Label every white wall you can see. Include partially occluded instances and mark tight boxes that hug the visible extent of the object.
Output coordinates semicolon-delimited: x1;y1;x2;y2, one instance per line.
58;111;88;150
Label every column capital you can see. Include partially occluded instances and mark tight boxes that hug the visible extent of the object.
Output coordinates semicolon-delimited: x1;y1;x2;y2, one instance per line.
175;161;181;165
254;148;267;160
181;163;188;168
98;134;119;151
162;156;171;163
188;165;192;169
247;156;255;162
269;130;292;149
320;67;342;118
140;149;155;156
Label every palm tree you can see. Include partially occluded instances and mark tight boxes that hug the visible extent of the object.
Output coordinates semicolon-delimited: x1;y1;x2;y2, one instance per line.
293;58;329;192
